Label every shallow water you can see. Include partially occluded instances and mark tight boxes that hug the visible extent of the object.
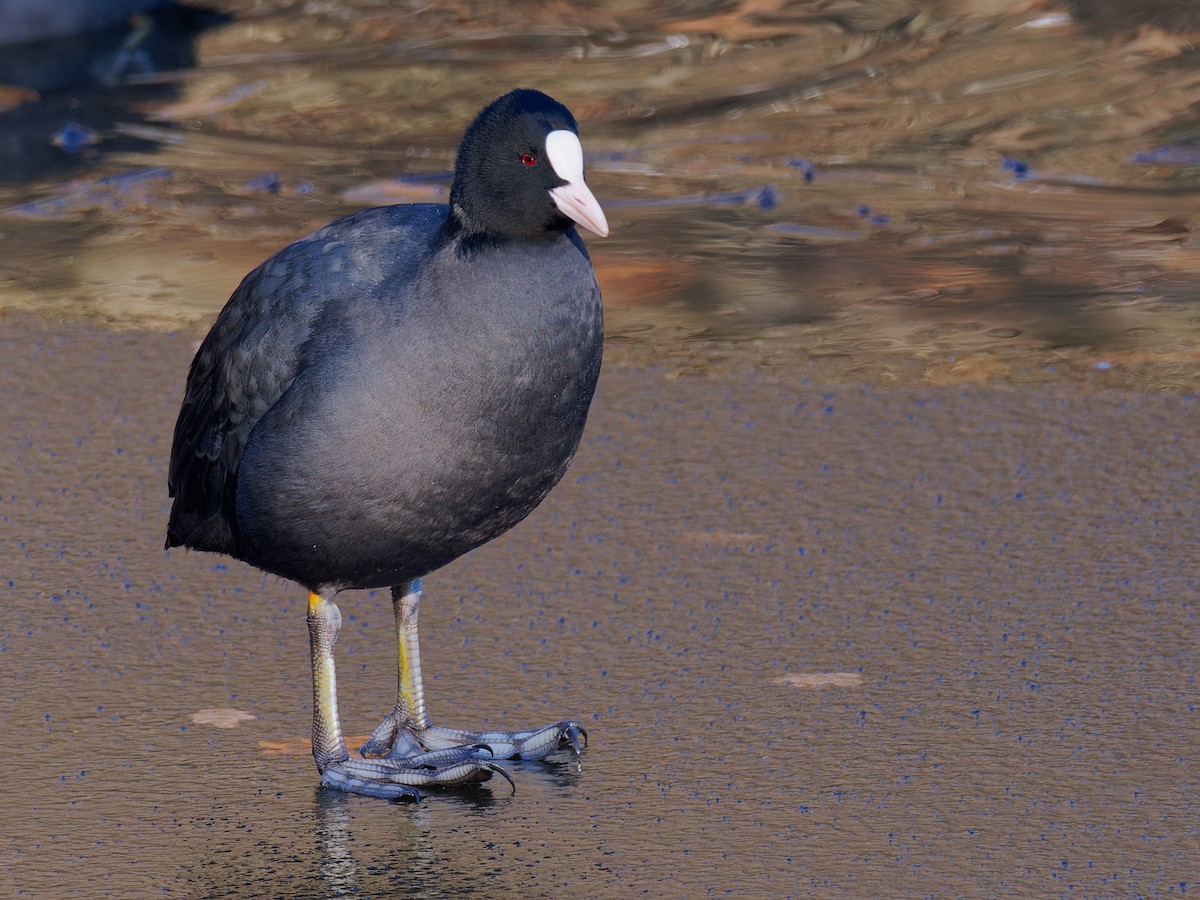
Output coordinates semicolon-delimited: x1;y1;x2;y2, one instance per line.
1;1;1199;896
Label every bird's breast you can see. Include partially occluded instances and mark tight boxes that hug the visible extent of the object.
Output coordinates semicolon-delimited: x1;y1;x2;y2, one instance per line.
233;240;602;589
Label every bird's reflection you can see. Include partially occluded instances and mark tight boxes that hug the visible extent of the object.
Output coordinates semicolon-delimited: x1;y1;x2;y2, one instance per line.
312;779;514;896
314;791;369;894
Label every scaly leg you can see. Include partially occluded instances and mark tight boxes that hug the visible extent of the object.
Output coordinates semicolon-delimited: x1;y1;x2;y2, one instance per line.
360;579;587;762
307;588;511;799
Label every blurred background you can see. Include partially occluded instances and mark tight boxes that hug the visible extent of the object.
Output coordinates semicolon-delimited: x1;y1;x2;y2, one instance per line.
2;0;1199;388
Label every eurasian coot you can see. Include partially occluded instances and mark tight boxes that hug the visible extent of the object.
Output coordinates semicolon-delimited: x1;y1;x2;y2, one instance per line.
166;89;607;799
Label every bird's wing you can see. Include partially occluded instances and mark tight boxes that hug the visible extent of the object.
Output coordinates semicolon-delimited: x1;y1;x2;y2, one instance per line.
165;203;443;553
165;234;334;552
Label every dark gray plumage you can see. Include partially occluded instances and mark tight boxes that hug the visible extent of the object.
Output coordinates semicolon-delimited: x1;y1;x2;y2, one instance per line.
166;89;607;799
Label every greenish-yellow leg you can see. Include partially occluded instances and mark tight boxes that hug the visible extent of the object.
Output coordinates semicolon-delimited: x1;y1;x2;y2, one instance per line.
360;578;587;762
307;588;509;800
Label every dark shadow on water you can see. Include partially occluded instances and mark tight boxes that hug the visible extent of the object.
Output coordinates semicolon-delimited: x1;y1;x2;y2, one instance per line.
314;774;515;809
1067;0;1200;34
0;3;227;182
501;755;588;797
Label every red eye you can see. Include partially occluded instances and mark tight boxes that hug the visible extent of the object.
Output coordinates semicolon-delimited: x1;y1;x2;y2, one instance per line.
521;153;537;166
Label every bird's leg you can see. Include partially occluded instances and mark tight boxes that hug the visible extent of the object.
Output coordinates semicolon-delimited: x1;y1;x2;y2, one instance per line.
359;580;588;763
306;588;510;799
359;578;432;759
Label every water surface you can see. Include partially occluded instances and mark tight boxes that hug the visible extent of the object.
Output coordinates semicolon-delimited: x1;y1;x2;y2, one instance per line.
1;1;1198;896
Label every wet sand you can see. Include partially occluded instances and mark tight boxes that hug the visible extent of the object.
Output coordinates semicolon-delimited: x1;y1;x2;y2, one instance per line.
1;315;1196;896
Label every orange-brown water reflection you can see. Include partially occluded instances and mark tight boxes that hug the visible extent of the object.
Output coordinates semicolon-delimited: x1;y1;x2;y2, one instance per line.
2;1;1199;387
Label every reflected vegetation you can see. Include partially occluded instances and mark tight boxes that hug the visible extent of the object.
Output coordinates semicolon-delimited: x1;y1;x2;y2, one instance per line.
1;0;1199;387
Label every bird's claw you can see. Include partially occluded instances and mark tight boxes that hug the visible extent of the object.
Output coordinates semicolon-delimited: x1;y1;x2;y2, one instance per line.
562;722;587;757
481;761;516;795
